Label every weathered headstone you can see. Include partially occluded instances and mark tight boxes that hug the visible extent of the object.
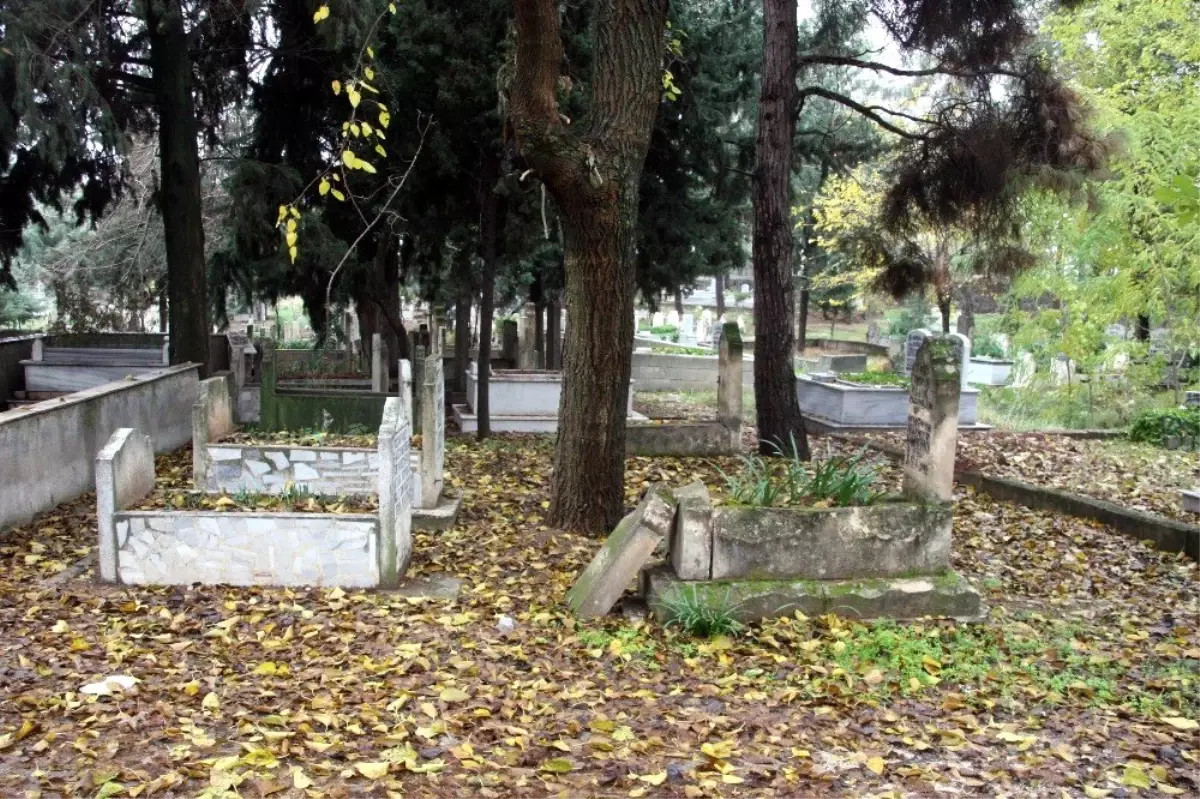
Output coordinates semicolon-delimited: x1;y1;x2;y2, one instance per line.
866;322;885;346
371;333;387;393
1051;354;1072;386
96;428;155;582
678;314;697;346
500;319;518;363
413;344;426;435
519;302;538;369
948;332;971;389
420;353;445;507
902;337;962;503
31;335;44;361
191;375;235;487
652;311;665;328
1183;391;1200;408
717;322;743;445
399;359;413;424
567;484;675;619
161;340;171;366
377;397;413;587
711;323;724;352
904;328;931;376
670;482;714;580
1012;351;1035;387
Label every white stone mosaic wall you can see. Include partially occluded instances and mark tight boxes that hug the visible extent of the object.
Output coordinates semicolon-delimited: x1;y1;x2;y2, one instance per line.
205;445;426;506
115;511;379;587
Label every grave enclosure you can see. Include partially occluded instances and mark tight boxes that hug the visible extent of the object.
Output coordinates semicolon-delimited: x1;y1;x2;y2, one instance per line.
195;351;461;530
571;335;983;624
97;398;415;588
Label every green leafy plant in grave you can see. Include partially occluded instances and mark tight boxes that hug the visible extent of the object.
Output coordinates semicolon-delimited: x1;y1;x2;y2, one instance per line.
718;453;790;507
797;452;887;507
576;626;659;660
972;332;1006;359
838;371;910;389
720;438;886;507
1128;407;1200;447
660;585;744;638
649;324;679;342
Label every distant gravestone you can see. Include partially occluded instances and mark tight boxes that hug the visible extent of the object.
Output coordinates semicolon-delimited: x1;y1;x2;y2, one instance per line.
377;397;413;587
652;311;665;328
866;322;885;346
420;353;445;507
904;329;931;376
678;314;697;346
399;359;413;423
1012;351;1036;387
1184;391;1200;408
519;303;538;369
711;323;724;352
717;322;744;446
413;344;426;435
902;337;962;503
371;333;386;393
948;333;971;389
1051;354;1072;386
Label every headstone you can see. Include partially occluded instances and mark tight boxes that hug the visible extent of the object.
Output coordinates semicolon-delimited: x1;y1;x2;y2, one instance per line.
413;344;426;435
1051;354;1072;386
652;312;665;328
866;323;885;346
904;329;931;376
31;335;44;361
948;333;970;389
96;428;155;582
711;323;724;353
519;303;538;369
191;375;235;487
667;310;680;326
670;482;714;581
678;314;697;346
376;398;413;587
1184;391;1200;408
1106;323;1127;340
1012;351;1035;387
399;359;413;423
717;322;743;444
500;319;518;363
566;484;675;619
371;333;387;393
902;337;962;503
1182;488;1200;514
420;353;445;507
161;340;170;366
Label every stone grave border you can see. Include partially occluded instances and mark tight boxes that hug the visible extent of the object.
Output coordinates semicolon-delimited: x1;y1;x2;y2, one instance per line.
97;398;414;588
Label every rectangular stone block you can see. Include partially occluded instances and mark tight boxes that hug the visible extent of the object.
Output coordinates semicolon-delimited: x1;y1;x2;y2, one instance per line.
903;336;962;502
710;503;951;581
670;482;713;580
96;428;156;582
567;484;675;619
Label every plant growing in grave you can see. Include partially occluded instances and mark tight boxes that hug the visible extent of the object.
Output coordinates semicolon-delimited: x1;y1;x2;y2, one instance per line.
1129;407;1200;448
838;371;911;389
660;585;744;638
717;454;791;507
719;441;887;508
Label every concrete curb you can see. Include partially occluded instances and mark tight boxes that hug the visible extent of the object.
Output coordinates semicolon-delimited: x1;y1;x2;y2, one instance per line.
835;434;1199;561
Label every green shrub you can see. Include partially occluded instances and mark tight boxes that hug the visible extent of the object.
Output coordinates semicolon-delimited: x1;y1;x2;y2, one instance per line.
661;585;744;637
650;344;711;355
972;333;1005;359
649;324;679;342
839;371;911;389
1129;407;1200;446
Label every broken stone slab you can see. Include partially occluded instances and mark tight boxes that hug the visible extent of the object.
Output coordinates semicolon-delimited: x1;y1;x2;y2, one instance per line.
709;502;951;581
567;484;676;619
670;482;713;580
642;564;983;624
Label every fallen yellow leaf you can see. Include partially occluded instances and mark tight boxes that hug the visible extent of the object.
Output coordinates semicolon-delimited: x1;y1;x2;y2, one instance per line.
354;761;389;780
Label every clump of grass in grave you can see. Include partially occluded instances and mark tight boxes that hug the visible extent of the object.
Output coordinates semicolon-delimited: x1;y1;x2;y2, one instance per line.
232;488;261;506
718;453;790;506
661;585;744;638
718;438;887;508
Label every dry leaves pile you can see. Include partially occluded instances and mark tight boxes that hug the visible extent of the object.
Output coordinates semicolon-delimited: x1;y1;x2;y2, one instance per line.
0;435;1196;798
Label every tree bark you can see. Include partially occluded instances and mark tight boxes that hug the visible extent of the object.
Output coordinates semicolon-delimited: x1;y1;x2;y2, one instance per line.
1135;314;1151;342
546;291;561;369
147;0;209;376
714;273;725;318
674;286;684;318
454;289;471;394
751;0;808;458
938;293;952;333
511;0;668;532
797;281;809;353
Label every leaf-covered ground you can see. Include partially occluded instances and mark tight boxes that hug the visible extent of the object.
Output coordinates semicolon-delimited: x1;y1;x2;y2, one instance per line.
0;436;1197;798
861;431;1198;522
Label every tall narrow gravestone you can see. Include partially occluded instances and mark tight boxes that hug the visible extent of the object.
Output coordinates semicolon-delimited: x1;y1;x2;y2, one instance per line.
371;333;387;393
716;322;743;446
399;359;413;424
421;353;445;507
948;333;971;389
412;345;426;435
903;337;962;503
904;329;931;376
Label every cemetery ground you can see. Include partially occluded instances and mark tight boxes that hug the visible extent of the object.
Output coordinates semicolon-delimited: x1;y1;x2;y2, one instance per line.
1;435;1198;798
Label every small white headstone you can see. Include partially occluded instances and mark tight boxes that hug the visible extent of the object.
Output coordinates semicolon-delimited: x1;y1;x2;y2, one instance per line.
1051;354;1072;386
420;353;445;507
399;359;413;424
371;333;386;393
948;333;971;389
1012;351;1035;387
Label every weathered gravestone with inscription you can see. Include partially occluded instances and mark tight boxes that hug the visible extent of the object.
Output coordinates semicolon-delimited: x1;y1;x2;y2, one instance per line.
421;353;445;507
903;336;963;503
904;329;931;376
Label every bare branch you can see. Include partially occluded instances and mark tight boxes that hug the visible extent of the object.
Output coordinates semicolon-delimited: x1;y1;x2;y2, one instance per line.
797;87;928;140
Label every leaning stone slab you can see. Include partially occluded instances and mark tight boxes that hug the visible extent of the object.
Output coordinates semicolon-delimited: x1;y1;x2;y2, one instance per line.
642;564;983;624
670;482;713;580
96;428;156;582
709;503;951;581
567;485;676;619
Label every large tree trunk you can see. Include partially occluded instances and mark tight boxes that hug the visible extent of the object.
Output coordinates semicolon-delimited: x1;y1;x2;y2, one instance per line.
546;290;561;369
797;280;809;353
751;0;808;458
714;274;725;318
674;287;684;318
511;0;668;532
938;293;952;333
454;289;471;394
147;0;209;376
